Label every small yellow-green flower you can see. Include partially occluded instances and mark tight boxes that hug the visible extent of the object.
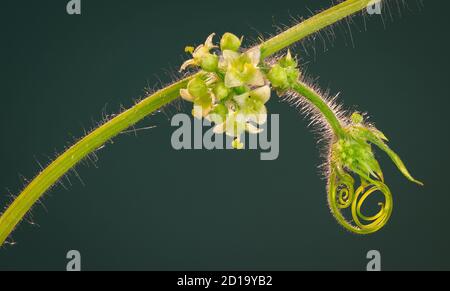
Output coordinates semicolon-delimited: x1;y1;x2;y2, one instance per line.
210;85;270;148
219;47;265;88
180;33;219;72
232;85;270;124
180;77;213;118
211;110;260;149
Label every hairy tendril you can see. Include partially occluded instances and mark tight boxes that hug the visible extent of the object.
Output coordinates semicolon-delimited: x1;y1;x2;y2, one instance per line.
328;166;393;234
288;78;422;233
286;79;421;234
1;0;412;246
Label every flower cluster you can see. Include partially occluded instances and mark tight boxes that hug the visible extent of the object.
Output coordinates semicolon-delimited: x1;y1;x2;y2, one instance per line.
179;33;270;149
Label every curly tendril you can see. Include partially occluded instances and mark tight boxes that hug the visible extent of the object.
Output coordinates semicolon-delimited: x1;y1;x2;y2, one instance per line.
334;169;355;209
328;165;393;234
320;111;420;234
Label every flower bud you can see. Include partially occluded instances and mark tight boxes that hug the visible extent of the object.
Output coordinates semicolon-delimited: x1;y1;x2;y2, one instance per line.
279;50;297;68
200;54;219;72
267;64;289;89
209;103;228;124
187;77;212;109
187;77;209;99
220;33;242;52
267;51;300;91
213;82;230;101
351;112;364;124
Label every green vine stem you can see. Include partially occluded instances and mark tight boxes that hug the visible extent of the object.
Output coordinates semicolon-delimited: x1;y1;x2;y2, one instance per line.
291;81;345;138
260;0;380;58
0;77;195;245
0;0;380;245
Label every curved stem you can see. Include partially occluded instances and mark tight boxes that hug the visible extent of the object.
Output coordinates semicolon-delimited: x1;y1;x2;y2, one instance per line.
0;0;376;246
0;75;196;245
291;81;345;138
260;0;379;58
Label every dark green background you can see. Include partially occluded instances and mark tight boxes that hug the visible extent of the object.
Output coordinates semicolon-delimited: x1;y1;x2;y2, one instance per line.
0;0;448;270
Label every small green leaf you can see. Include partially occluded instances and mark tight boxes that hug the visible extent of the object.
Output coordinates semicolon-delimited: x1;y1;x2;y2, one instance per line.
363;129;424;186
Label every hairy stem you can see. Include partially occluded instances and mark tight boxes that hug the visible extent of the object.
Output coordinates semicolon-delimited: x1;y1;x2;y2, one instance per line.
260;0;380;58
0;0;376;246
0;76;195;245
291;81;345;138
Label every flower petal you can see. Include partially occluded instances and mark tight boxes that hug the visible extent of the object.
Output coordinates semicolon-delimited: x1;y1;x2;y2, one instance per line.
225;69;244;88
219;50;240;70
246;104;267;124
192;105;203;119
192;104;212;119
247;69;266;87
213;123;226;134
222;50;240;62
233;93;249;107
179;59;197;72
205;33;217;49
223;113;245;137
180;89;195;102
245;47;261;66
248;112;267;125
246;123;263;134
250;85;271;104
